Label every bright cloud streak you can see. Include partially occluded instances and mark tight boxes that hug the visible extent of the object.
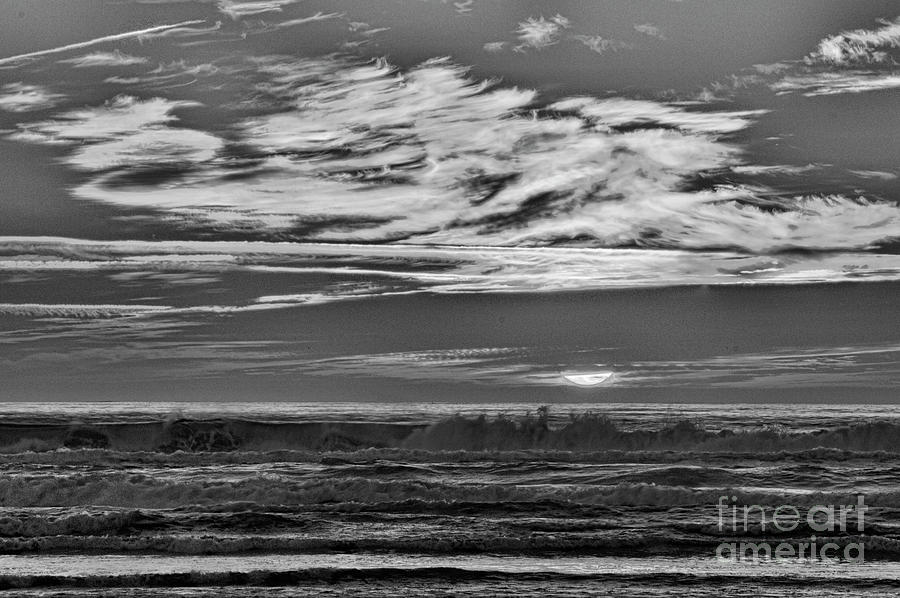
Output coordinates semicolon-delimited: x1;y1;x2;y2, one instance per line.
58;51;149;68
0;20;207;66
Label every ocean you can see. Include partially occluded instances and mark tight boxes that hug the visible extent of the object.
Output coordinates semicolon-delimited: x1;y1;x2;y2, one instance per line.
0;402;899;595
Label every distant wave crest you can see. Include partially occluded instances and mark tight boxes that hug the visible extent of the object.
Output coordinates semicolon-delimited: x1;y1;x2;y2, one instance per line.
8;411;900;458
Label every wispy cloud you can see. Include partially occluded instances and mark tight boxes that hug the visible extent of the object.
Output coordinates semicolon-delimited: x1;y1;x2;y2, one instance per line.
58;50;148;68
627;344;900;389
270;12;344;29
8;95;222;171
571;35;632;55
270;346;547;386
807;16;900;66
0;303;170;318
71;57;758;244
0;20;206;66
514;14;571;51
241;11;345;35
9;53;899;254
454;0;474;15
0;337;295;381
347;21;390;37
4;237;900;301
771;72;900;96
0;83;63;113
849;169;898;181
731;164;819;176
102;60;221;89
550;97;766;134
0;300;303;321
706;17;900;99
216;0;304;19
633;23;666;40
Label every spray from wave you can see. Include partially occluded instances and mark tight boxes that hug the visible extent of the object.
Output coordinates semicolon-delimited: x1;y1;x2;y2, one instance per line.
8;409;900;456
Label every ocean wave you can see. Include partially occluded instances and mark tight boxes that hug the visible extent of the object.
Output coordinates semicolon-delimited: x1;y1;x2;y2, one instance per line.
1;472;897;509
4;530;900;562
3;564;900;591
0;531;715;556
3;446;899;469
2;531;896;558
0;510;142;538
9;413;900;456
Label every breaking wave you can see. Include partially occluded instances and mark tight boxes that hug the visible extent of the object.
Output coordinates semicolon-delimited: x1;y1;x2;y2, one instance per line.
3;531;900;559
8;411;900;455
3;471;899;510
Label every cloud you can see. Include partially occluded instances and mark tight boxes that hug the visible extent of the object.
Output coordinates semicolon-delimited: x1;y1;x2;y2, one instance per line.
849;169;897;181
194;342;900;389
107;272;220;286
0;83;63;113
0;316;201;347
549;97;767;134
216;0;304;18
514;14;570;51
346;21;390;37
127;0;308;21
232;11;345;36
807;17;900;66
708;18;900;99
454;0;474;15
4;236;900;303
626;343;900;389
102;61;221;89
61;57;760;245
70;127;222;171
10;95;193;142
10;54;898;255
268;12;344;30
0;336;294;380
58;51;149;68
771;72;900;96
278;346;547;386
0;300;302;322
0;20;206;66
0;303;170;318
571;35;633;55
483;41;506;53
633;23;665;39
731;164;818;176
8;95;222;171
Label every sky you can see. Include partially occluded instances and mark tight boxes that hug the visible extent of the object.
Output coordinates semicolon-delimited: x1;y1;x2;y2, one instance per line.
0;0;898;401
